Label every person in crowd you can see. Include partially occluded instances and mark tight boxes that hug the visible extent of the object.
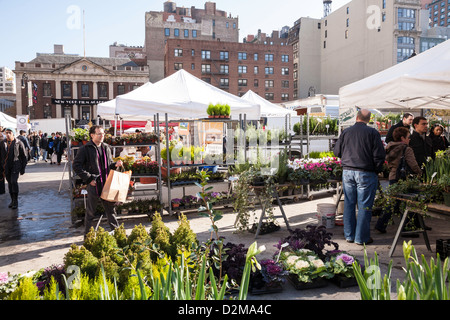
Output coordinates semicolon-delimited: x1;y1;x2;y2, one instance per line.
0;127;5;194
385;112;414;144
333;109;386;245
0;128;27;209
375;127;422;234
73;125;123;236
429;123;449;155
409;116;433;168
40;133;49;162
30;131;41;161
53;132;66;165
47;133;55;164
18;130;31;162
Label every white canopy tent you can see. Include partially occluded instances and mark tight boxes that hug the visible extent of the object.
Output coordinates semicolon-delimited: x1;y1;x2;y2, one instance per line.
339;39;450;110
242;90;296;117
97;82;154;120
0;111;16;129
115;69;261;120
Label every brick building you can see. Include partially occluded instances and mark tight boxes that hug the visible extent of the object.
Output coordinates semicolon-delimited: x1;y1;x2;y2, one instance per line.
164;39;293;103
426;0;450;27
145;1;239;82
14;45;149;122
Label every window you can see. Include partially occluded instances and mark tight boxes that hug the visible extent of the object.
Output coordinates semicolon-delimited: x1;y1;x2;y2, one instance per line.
202;64;211;73
238;52;247;60
281;93;289;101
226;22;229;28
184;29;189;38
174;48;183;57
174;28;180;37
346;18;349;27
192;30;197;38
63;106;72;117
202;77;211;84
98;83;107;98
265;93;274;100
254;66;259;74
324;41;327;48
81;84;89;98
281;55;289;62
254;53;258;61
281;80;289;88
238;65;247;74
43;105;51;118
117;85;125;95
265;67;274;74
201;50;211;59
165;28;170;36
43;83;51;97
174;63;183;70
220;51;229;60
62;83;71;97
191;63;195;70
345;30;349;39
220;78;229;87
265;54;274;61
220;65;229;74
281;68;289;75
254;79;259;87
238;79;248;87
398;36;415;44
265;80;274;88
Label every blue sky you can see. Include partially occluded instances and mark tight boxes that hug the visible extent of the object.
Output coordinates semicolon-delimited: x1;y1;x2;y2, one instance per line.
1;0;349;70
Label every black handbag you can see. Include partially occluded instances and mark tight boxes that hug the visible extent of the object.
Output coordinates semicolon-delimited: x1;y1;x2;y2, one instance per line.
395;145;412;181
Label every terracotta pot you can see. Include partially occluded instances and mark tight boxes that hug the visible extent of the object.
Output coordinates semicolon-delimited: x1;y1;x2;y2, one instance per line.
140;177;157;184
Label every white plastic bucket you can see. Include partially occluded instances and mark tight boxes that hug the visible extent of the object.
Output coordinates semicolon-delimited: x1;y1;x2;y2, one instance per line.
317;204;336;228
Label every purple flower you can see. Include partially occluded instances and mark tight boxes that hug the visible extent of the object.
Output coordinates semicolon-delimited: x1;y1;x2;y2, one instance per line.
336;253;355;265
0;272;8;284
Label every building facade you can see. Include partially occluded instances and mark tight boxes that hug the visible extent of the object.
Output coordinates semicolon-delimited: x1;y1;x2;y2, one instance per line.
145;1;239;82
426;0;450;27
0;66;16;94
14;45;149;121
164;38;293;103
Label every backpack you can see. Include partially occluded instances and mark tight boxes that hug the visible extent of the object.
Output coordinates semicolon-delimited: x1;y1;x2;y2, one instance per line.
395;145;412;181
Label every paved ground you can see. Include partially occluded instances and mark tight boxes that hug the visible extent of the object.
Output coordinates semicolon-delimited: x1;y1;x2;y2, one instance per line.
1;159;449;300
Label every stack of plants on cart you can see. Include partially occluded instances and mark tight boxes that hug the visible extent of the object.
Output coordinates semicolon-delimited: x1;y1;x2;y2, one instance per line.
130;158;159;176
234;124;289;145
70;128;90;146
293;116;339;136
161;144;205;165
105;131;160;146
71;202;105;220
117;198;162;217
166;168;227;186
207;103;231;119
286;156;341;185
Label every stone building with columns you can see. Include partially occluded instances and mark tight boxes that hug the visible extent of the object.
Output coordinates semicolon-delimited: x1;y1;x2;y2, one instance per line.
14;45;149;123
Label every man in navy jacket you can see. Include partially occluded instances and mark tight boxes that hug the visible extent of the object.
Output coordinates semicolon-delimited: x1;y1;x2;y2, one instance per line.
334;109;385;245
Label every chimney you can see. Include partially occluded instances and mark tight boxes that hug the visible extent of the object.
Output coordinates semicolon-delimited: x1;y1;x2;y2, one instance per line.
54;44;65;55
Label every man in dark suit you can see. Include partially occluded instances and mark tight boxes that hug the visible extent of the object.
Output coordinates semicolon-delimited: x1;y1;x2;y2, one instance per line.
409;116;433;168
385;113;414;144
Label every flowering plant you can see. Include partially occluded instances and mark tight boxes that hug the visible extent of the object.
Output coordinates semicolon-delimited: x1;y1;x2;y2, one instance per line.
280;249;333;283
257;259;289;287
326;250;359;278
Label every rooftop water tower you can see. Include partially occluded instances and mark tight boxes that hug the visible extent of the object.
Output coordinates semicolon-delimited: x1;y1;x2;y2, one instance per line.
323;0;332;17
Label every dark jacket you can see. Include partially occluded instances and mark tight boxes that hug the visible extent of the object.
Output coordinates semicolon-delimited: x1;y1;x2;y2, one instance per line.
429;132;449;155
53;137;66;155
333;122;386;173
40;135;49;150
385;121;410;144
73;140;116;186
385;142;421;181
0;138;28;177
409;130;433;168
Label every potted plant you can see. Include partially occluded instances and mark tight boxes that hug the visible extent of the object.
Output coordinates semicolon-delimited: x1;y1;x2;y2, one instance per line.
279;249;333;290
325;250;362;288
438;174;450;207
171;198;182;209
207;103;215;118
249;259;288;295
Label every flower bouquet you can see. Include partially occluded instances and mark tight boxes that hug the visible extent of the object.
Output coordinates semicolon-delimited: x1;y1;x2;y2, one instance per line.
326;250;362;288
249;259;288;295
280;249;333;290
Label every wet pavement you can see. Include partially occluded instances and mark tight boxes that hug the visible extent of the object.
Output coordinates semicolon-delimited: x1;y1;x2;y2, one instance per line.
0;160;78;243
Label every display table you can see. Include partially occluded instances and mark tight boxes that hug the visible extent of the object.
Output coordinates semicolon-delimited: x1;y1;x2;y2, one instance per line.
252;184;292;239
388;195;450;257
